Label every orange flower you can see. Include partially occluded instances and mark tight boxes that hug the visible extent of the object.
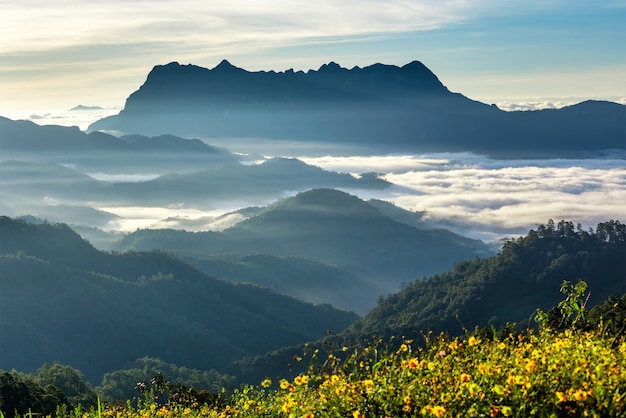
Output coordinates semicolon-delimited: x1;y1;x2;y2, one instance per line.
407;358;419;369
490;405;500;417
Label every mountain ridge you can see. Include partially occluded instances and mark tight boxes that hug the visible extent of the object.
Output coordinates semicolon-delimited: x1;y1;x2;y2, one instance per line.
87;60;625;158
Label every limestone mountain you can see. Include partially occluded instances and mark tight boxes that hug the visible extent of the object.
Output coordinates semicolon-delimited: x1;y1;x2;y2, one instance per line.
88;61;625;158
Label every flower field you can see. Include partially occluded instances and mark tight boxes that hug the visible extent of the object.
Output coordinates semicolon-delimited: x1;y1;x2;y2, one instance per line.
44;325;625;418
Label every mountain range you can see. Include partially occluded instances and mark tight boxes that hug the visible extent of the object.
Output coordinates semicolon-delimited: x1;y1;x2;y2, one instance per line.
88;60;625;158
112;188;492;313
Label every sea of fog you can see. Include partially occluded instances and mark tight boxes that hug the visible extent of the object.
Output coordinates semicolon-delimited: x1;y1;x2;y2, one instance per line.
89;152;625;243
9;110;625;243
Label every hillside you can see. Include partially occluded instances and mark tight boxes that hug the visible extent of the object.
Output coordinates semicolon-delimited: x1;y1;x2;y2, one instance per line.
88;61;626;158
112;189;492;312
184;254;383;315
226;219;626;384
0;116;238;174
0;217;358;384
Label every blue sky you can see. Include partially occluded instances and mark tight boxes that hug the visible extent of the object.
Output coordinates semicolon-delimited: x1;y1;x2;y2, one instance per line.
1;0;624;118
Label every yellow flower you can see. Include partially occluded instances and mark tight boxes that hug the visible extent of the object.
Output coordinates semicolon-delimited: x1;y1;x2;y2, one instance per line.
363;379;375;391
352;411;364;418
556;391;567;403
261;378;272;388
280;379;290;390
573;389;588;401
294;375;309;386
407;358;419;369
399;343;409;352
432;405;446;418
460;373;471;383
477;364;488;375
468;336;479;346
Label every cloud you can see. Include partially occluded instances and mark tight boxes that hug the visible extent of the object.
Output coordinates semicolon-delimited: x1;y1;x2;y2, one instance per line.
300;154;626;241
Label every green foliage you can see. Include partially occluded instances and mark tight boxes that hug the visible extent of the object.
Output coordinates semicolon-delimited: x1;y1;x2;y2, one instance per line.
0;216;357;385
348;220;625;343
98;358;236;404
534;280;590;330
0;370;67;417
35;362;98;408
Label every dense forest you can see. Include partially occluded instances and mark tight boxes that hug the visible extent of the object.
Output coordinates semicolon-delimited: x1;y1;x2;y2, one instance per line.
1;218;624;414
0;216;357;385
227;219;626;384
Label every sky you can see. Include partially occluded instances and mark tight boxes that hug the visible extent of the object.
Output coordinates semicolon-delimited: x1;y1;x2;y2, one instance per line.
1;0;625;124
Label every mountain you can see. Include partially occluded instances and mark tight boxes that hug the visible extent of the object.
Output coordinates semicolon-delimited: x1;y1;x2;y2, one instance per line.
226;219;626;384
88;61;626;158
0;216;358;384
185;254;382;315
0;158;390;217
0;116;238;174
111;188;492;312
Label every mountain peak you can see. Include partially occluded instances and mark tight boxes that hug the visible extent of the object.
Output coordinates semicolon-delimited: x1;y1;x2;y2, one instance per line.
212;59;243;73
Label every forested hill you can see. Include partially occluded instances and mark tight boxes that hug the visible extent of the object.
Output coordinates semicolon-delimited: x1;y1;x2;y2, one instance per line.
348;220;626;340
0;217;358;384
228;220;625;384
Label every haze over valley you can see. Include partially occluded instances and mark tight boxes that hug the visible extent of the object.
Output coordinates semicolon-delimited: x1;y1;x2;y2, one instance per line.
1;2;625;410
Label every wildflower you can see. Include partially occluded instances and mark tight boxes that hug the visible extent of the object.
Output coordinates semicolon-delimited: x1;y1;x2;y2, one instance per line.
501;406;513;417
490;405;500;417
399;343;409;352
363;379;375;391
352;411;364;418
468;336;479;346
294;375;309;386
280;380;290;390
477;364;488;375
432;405;446;418
261;378;272;388
448;340;459;351
407;358;419;369
437;350;446;358
573;389;588;401
460;373;471;383
556;391;567;403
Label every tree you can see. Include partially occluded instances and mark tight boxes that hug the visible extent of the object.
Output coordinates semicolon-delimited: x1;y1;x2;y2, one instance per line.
35;362;97;408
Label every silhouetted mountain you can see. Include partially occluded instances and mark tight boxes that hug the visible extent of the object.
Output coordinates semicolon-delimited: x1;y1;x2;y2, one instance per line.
112;189;492;312
0;116;238;173
0;217;358;384
88;61;625;158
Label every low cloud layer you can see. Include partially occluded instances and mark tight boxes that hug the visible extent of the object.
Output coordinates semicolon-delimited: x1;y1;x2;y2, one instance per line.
300;154;626;241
